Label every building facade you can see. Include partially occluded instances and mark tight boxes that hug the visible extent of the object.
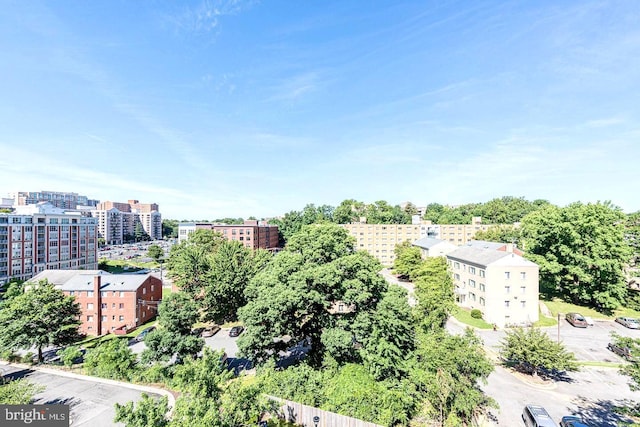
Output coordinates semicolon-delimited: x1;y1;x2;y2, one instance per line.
340;222;429;266
29;270;162;336
92;200;162;244
10;191;98;209
177;220;280;250
446;245;539;328
0;203;98;285
412;237;458;258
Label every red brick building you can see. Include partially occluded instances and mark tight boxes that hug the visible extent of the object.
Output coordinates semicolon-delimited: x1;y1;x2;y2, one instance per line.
178;220;279;250
29;270;162;336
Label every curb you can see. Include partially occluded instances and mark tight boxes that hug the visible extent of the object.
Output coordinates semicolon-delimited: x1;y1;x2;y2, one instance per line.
0;361;176;417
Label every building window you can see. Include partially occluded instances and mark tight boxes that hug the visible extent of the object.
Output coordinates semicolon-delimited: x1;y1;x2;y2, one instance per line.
119;303;124;309
101;316;107;321
112;315;115;320
469;266;476;274
479;283;485;292
521;286;526;294
87;315;93;322
69;291;75;296
505;271;510;279
521;272;526;280
479;270;485;278
505;286;510;294
479;297;485;306
520;301;526;308
469;279;476;288
454;273;460;280
87;291;94;297
504;301;510;308
87;303;94;310
101;303;107;309
119;315;125;321
120;291;125;297
143;288;147;295
151;285;154;291
454;262;460;269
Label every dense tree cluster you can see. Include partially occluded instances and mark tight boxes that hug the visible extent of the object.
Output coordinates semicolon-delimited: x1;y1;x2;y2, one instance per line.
423;196;549;224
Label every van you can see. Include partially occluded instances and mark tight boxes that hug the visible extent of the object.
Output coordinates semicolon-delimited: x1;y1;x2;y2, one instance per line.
522;405;558;427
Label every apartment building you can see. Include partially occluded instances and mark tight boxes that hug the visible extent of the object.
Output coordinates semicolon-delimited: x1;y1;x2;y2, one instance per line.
0;203;98;285
424;216;502;245
177;220;279;250
446;245;539;328
341;222;429;266
29;270;162;336
412;237;457;258
10;191;98;209
92;200;162;244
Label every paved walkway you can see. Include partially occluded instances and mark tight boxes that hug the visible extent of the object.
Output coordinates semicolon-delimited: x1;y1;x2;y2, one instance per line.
0;361;175;426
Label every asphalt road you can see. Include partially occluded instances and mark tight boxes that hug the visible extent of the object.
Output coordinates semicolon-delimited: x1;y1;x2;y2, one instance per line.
1;365;163;427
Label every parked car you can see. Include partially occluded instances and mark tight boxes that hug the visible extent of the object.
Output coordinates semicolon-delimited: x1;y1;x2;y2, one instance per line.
202;325;221;337
135;326;156;342
560;415;590;427
229;326;244;337
615;317;640;329
565;313;588;328
522;405;558;427
583;316;594;327
607;342;638;361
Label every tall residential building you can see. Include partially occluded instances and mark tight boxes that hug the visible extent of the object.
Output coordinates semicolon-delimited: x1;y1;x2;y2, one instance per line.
0;203;98;285
92;200;162;244
9;191;99;209
28;270;162;336
177;220;279;250
447;244;539;328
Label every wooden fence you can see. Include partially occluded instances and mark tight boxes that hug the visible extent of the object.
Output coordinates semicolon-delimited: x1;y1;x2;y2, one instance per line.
266;395;383;427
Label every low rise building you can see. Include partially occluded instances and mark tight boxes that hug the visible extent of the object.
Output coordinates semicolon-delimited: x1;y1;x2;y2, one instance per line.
177;220;279;250
446;245;539;328
29;270;162;336
412;237;457;258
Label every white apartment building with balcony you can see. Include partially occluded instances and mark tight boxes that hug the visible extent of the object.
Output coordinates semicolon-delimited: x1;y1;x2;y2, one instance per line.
447;245;539;328
0;203;98;285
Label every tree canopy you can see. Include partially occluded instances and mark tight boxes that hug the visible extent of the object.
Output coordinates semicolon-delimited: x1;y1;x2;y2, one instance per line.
0;282;82;362
521;202;631;310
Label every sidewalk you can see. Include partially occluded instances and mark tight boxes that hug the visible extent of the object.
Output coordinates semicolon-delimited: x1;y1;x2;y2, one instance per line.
0;360;176;417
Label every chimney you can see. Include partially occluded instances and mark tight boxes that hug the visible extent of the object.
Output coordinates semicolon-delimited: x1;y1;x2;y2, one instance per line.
94;275;102;334
93;275;101;294
506;243;514;253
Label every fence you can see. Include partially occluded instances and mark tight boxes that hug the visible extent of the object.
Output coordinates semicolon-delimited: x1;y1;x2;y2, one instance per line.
266;395;383;427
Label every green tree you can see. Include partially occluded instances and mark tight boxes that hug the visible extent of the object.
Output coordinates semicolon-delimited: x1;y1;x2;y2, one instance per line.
0;282;82;363
608;334;640;391
166;243;214;296
0;378;44;404
333;199;366;224
473;225;521;245
114;394;169;427
499;327;578;377
409;329;494;426
239;224;387;367
625;211;640;267
521;202;631;310
393;241;423;279
142;292;203;363
134;222;151;242
162;219;180;239
359;285;415;380
413;257;456;330
84;338;138;380
147;244;164;262
58;345;83;368
0;280;24;307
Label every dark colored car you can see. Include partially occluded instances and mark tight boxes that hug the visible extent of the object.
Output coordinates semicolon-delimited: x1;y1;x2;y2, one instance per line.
615;317;640;329
607;342;638;361
565;313;588;328
135;326;156;342
560;415;590;427
229;326;244;337
202;325;221;337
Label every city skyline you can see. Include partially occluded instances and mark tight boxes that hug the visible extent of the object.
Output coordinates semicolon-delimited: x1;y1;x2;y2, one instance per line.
1;1;639;219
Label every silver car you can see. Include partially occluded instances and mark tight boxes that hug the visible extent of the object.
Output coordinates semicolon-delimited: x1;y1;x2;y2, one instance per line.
616;317;640;329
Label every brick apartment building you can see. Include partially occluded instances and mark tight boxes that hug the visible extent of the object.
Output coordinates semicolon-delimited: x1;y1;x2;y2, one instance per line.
0;203;98;285
29;270;162;336
178;220;279;250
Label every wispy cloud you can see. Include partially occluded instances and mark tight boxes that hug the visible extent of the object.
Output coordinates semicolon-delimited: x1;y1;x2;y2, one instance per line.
267;71;322;102
164;0;258;36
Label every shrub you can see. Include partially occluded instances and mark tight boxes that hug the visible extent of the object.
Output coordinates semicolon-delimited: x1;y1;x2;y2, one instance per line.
470;309;483;319
20;352;35;365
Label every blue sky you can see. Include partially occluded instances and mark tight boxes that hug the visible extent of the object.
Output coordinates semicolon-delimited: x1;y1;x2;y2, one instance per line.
1;0;639;220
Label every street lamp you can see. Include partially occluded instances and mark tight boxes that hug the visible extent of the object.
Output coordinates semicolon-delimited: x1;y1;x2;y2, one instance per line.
313;415;320;427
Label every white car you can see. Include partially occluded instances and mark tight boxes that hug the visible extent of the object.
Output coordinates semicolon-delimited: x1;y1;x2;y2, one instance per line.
584;316;594;326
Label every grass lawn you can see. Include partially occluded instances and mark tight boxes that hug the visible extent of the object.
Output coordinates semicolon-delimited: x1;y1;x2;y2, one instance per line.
542;298;640;320
452;307;494;329
578;360;624;368
162;287;172;299
533;314;557;327
99;259;160;272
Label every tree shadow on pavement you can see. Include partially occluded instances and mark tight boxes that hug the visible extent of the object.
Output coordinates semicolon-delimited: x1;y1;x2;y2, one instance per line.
572;397;636;427
2;368;35;381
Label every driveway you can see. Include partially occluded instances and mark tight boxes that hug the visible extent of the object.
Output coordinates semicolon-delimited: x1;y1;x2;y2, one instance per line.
380;268;416;306
0;363;170;427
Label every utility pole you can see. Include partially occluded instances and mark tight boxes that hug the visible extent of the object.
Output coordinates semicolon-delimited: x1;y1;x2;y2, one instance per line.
557;313;561;343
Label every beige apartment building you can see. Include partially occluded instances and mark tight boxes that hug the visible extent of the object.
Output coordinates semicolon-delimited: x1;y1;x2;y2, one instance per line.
92;200;162;243
341;222;428;266
446;245;539;328
412;237;457;258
